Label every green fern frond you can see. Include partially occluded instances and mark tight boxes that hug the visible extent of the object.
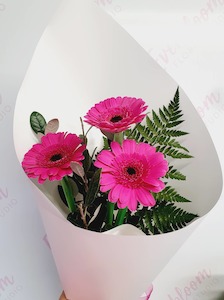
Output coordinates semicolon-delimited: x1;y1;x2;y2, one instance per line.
159;108;168;123
146;117;158;134
165;166;186;180
125;87;191;159
152;110;164;128
166;120;184;128
166;139;189;152
163;148;193;159
153;186;190;202
161;129;188;137
156;138;189;152
143;202;198;234
123;88;196;235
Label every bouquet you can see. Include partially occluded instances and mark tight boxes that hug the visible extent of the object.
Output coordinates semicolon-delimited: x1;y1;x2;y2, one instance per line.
22;88;198;235
13;1;222;299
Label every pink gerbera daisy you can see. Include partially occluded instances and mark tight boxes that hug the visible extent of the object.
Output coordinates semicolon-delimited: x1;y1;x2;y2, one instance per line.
22;132;86;184
94;140;168;211
84;96;147;133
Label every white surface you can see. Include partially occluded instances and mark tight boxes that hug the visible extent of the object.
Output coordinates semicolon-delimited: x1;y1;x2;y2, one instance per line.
1;0;224;299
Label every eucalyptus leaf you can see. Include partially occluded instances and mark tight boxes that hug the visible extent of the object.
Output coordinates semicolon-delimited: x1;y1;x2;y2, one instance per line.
70;162;85;179
30;111;46;134
45;118;59;134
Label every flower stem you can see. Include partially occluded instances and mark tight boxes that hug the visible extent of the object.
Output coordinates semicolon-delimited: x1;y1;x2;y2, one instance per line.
61;176;75;213
115;207;127;226
78;203;88;229
114;132;123;145
106;201;115;226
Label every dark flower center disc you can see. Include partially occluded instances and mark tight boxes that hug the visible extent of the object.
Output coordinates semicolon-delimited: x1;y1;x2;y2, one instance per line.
127;167;136;175
50;153;63;162
110;115;123;123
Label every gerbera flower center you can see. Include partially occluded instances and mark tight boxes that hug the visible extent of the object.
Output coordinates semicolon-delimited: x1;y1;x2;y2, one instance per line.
114;156;145;188
127;167;136;175
50;153;63;162
110;115;123;123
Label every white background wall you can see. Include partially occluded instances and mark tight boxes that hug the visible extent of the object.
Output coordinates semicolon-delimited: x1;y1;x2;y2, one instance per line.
0;0;224;299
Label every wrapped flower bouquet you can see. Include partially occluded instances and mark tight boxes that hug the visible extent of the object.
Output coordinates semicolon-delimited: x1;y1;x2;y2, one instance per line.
22;90;198;236
13;0;222;299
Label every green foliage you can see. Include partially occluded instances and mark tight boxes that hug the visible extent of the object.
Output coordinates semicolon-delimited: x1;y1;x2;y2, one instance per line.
45;87;198;234
83;149;92;173
165;166;186;180
125;87;198;234
126;89;191;159
103;137;110;150
30;111;46;134
153;186;190;203
85;169;101;206
142;202;198;234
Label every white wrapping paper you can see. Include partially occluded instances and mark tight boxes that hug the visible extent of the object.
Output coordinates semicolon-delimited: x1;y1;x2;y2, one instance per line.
13;0;222;299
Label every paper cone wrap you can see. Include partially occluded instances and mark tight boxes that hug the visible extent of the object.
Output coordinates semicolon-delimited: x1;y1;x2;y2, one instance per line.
13;1;222;299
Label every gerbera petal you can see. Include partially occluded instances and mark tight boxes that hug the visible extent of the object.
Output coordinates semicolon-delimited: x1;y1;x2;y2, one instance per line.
117;200;129;209
110;141;122;156
122;139;137;154
147;152;167;168
118;187;131;205
143;177;161;186
94;150;115;170
100;183;115;192
136;142;155;155
136;188;156;207
108;184;123;203
84;96;147;133
126;198;138;211
100;173;116;187
148;180;165;193
94;137;168;211
22;132;85;183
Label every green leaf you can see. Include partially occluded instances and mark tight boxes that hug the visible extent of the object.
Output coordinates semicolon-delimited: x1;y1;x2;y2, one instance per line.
164;148;193;159
142;202;198;234
165;166;186;180
159;108;168;123
162;129;188;137
103;137;110;150
30;112;46;134
152;110;163;128
44;118;59;134
169;114;183;122
153;186;190;202
167;139;189;152
70;162;85;179
85;169;101;206
166;120;184;128
83;149;92;173
146;116;157;133
61;176;76;212
135;124;152;143
88;202;107;231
